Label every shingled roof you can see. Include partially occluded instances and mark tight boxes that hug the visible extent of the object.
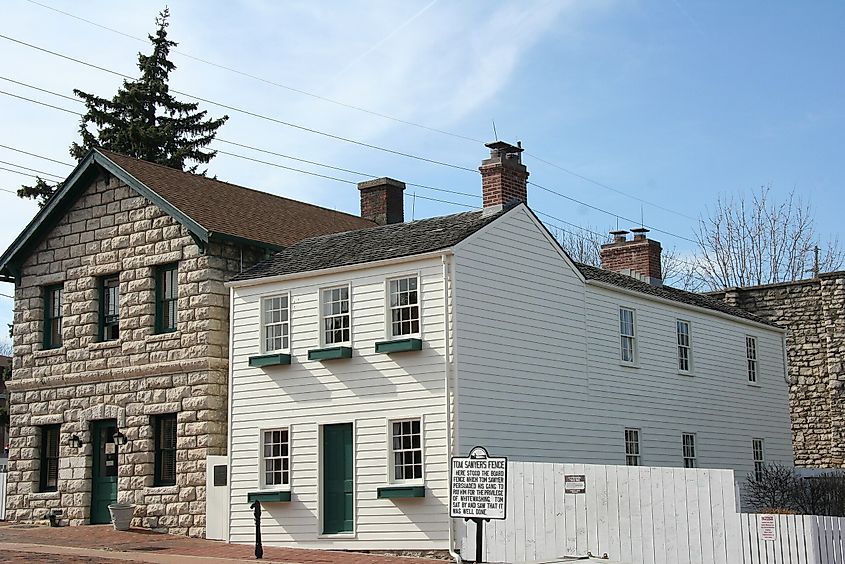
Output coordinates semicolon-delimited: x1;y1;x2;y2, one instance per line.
0;149;375;282
231;207;509;282
231;203;778;327
576;263;779;327
99;150;374;247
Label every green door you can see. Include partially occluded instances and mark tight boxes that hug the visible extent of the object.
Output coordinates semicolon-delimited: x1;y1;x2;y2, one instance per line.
91;419;118;524
322;423;353;534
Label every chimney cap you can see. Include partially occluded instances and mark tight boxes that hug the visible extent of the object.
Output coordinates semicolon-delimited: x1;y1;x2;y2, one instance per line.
630;227;649;234
357;177;406;191
609;229;630;236
485;140;524;154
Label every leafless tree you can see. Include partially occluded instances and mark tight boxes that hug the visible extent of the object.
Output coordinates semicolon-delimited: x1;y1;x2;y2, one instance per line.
745;462;800;513
0;341;11;357
694;185;843;291
552;226;606;267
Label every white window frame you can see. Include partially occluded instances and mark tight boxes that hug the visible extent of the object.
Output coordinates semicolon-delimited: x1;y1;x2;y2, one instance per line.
259;427;291;490
677;319;692;374
320;284;352;347
619;307;637;365
261;294;290;354
386;274;421;340
682;433;697;468
387;417;425;485
625;428;641;466
746;335;758;384
752;438;765;481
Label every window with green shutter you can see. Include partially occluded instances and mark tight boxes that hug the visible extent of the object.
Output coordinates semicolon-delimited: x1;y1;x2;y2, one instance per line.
39;424;60;492
43;285;63;349
99;275;120;341
154;414;177;486
155;264;178;333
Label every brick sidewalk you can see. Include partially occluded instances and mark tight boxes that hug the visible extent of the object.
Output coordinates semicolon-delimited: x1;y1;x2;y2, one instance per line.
0;524;449;563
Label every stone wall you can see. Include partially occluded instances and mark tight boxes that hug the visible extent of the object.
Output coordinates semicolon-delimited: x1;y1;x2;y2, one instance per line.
711;273;845;467
6;170;268;535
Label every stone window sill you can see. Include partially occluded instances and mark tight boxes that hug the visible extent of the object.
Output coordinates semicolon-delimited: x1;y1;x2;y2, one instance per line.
33;347;66;359
89;340;123;351
29;491;61;500
145;331;182;344
144;485;178;495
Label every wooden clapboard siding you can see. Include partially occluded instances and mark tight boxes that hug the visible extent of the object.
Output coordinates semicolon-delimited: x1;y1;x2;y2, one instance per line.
453;207;590;460
452;206;792;483
228;257;450;549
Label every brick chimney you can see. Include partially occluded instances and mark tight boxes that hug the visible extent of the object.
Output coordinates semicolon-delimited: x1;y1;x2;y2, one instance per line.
480;140;528;211
600;227;663;286
358;177;405;225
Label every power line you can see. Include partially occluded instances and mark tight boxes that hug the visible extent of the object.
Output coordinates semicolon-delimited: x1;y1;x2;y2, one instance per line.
22;0;485;145
0;160;64;180
0;165;60;184
0;33;477;174
0;144;74;167
0;78;700;245
19;1;697;221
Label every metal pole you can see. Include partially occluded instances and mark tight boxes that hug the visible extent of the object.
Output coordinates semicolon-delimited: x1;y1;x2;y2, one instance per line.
475;517;484;563
250;500;263;559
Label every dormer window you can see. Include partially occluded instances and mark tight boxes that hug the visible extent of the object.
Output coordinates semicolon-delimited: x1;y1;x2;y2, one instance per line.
388;276;419;338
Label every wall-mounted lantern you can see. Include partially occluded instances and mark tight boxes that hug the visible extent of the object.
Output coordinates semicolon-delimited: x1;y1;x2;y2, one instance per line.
68;434;82;449
112;431;127;447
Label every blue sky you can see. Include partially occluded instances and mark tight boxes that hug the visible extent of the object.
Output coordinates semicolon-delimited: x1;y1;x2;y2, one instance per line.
0;1;843;347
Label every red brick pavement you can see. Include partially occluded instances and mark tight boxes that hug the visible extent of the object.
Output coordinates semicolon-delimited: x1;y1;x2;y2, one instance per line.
0;524;449;563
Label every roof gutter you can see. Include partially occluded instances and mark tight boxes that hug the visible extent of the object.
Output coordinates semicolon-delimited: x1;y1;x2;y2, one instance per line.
225;249;454;289
585;279;786;333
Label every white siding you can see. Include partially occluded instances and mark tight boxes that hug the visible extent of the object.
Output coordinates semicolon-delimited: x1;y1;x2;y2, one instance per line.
228;257;450;549
453;206;793;483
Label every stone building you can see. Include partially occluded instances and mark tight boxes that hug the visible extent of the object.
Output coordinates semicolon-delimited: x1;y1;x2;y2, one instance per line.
710;272;845;468
0;148;374;535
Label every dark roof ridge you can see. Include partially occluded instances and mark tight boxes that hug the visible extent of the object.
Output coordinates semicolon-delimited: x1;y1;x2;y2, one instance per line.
95;148;369;224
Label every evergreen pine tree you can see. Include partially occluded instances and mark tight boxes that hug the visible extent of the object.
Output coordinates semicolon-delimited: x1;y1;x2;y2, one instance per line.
18;8;228;207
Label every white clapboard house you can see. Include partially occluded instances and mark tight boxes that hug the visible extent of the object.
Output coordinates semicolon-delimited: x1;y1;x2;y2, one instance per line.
224;142;792;551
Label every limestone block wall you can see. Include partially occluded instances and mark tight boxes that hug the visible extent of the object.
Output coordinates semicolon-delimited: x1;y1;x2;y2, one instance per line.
712;273;845;467
6;171;269;535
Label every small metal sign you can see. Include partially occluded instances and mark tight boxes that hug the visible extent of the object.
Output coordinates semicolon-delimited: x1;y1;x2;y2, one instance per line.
450;446;507;520
564;474;586;494
760;514;777;541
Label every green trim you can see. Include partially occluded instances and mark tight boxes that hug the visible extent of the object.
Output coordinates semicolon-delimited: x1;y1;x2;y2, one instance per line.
308;346;352;361
377;485;425;499
247;490;291;503
155;263;179;334
249;353;291;367
375;338;423;354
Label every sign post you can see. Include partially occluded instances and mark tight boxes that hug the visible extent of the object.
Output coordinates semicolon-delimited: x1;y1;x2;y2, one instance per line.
450;446;507;563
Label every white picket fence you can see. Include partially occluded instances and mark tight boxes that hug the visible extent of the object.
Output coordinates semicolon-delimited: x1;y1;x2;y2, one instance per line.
0;469;7;521
460;461;845;564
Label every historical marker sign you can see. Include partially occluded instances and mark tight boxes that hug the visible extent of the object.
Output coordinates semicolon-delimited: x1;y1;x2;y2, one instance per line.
450;446;507;519
564;474;586;494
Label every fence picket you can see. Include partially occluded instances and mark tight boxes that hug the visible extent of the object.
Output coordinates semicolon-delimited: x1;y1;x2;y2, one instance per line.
458;461;845;564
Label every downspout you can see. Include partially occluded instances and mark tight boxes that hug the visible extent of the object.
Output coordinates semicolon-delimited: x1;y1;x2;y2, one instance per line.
442;253;462;564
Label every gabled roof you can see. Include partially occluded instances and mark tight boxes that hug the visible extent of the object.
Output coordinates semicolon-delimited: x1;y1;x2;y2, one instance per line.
230;202;777;328
577;263;779;327
231;205;512;282
0;149;374;282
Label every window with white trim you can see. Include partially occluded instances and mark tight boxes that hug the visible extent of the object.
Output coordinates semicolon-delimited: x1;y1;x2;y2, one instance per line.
746;336;758;383
261;429;290;488
262;295;290;353
321;286;350;345
752;438;765;481
625;428;641;466
677;320;691;372
682;433;697;468
620;308;636;363
390;419;422;482
388;276;420;338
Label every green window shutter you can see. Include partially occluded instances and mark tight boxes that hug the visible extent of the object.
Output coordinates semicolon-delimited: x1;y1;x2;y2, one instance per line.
39;424;60;492
153;413;177;486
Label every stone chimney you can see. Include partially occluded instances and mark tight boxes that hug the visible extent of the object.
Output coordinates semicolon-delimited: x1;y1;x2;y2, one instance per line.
358;177;405;225
480;140;528;211
600;227;663;286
